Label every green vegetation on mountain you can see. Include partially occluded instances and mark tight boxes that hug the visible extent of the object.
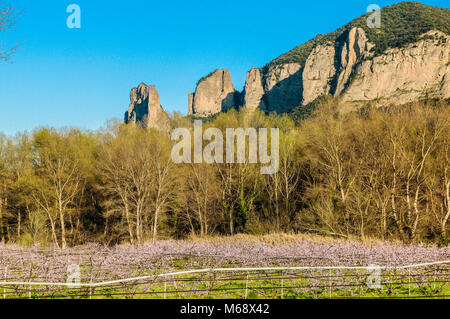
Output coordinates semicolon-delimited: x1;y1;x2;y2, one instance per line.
266;1;450;68
196;69;220;86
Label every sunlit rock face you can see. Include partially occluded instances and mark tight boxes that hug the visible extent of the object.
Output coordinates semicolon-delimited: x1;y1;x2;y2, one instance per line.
241;28;449;112
124;83;168;130
341;31;450;105
189;69;240;117
301;42;336;105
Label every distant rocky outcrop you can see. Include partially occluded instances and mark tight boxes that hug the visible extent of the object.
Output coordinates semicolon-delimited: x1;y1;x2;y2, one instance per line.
241;28;449;112
188;69;240;117
301;43;336;105
242;63;302;113
124;83;168;130
341;30;450;105
125;2;450;121
298;27;374;105
187;27;449;117
241;67;265;110
335;27;373;96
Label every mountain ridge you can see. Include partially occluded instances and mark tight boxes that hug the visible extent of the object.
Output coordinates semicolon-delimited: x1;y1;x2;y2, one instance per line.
267;1;450;68
125;1;450;127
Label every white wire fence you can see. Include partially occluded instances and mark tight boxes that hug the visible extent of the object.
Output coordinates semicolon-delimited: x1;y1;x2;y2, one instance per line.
0;259;449;299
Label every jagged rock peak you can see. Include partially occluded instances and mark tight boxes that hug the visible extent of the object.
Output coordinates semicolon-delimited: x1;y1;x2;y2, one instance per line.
124;83;167;130
242;67;265;110
189;69;240;117
301;42;336;105
334;27;373;96
242;63;302;113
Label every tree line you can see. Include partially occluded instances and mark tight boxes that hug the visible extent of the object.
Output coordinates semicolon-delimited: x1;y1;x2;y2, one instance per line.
0;99;449;247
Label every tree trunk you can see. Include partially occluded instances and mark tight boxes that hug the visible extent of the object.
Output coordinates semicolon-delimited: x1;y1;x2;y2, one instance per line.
124;202;134;245
47;212;59;249
381;206;387;240
152;207;159;243
0;197;4;243
59;207;67;249
17;209;21;238
135;204;142;244
441;180;450;245
229;205;234;236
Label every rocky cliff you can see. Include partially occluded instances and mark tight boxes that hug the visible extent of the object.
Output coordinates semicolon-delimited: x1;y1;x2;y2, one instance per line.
240;28;449;112
126;2;450;120
187;63;303;117
124;83;168;130
335;27;373;96
342;31;449;105
188;69;240;117
238;2;450;114
300;43;336;105
242;63;302;113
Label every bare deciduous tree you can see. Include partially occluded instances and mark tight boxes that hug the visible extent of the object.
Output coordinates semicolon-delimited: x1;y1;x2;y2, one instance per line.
0;2;19;62
31;129;83;249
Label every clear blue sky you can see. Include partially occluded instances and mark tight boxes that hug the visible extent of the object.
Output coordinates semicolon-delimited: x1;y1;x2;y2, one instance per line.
0;0;448;135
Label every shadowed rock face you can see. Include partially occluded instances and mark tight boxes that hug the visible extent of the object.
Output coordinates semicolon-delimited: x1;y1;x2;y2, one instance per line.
189;69;239;117
261;63;303;113
242;63;302;113
124;83;167;130
334;27;373;96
